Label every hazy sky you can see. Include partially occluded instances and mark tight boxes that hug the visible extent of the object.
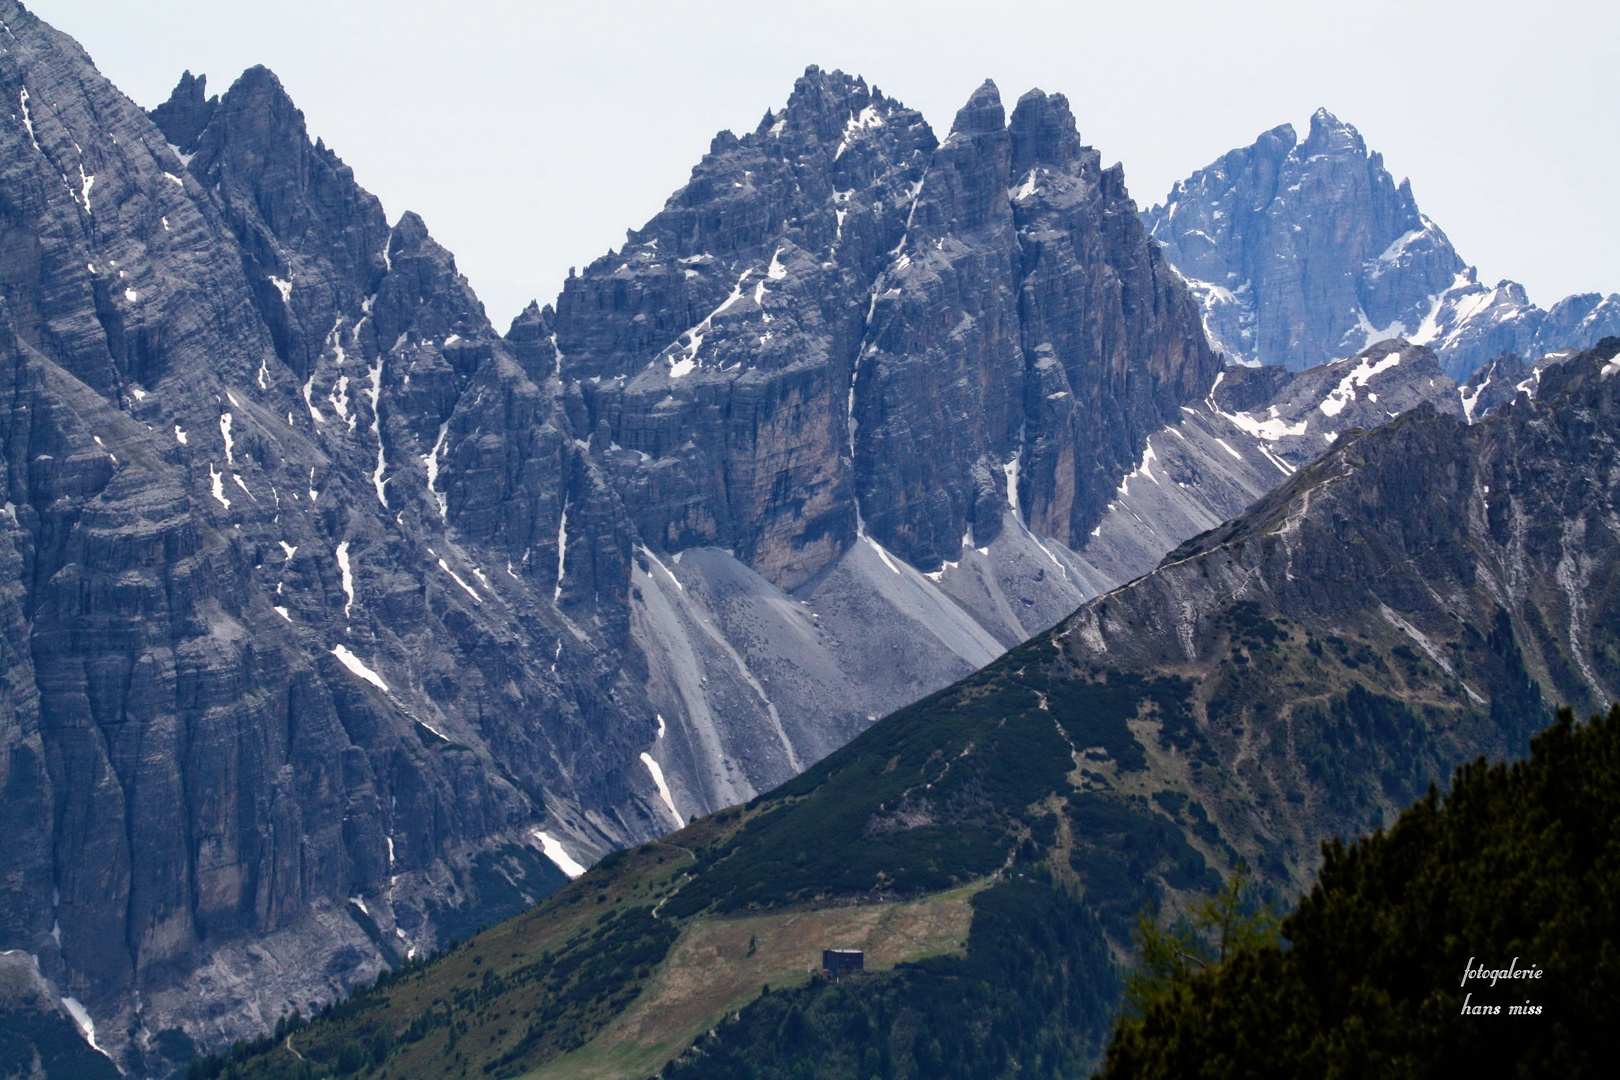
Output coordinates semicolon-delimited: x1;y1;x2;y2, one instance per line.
32;0;1619;328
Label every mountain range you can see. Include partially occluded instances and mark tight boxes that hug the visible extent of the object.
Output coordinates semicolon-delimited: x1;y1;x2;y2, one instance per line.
197;335;1620;1079
0;0;1615;1073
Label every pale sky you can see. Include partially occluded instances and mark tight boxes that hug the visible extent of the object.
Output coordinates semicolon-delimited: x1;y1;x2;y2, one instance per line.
31;0;1619;329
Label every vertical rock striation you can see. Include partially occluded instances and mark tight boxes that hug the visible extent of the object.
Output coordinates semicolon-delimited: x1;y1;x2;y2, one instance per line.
550;72;1217;580
0;3;662;1070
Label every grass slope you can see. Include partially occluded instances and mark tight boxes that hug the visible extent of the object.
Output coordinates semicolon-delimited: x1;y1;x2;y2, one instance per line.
528;881;983;1080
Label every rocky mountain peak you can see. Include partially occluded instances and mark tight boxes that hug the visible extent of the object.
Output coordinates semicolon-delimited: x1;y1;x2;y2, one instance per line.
772;65;879;141
504;299;558;380
1008;88;1084;174
1301;106;1365;157
1257;121;1297;152
172;63;388;265
181;65;309;175
949;78;1006;138
148;69;216;151
911;80;1012;237
1150;114;1620;378
1145;109;1465;371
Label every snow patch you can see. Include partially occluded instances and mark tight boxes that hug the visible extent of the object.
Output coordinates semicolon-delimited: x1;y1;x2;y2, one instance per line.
76;166;94;214
302;368;323;423
1115;441;1163;496
423;422;449;520
336;541;355;618
268;275;292;303
864;533;904;575
1221;406;1308;441
19;89;41;153
639;752;683;827
367;355;388;507
1459;376;1488;422
1373;226;1428;267
437;558;482;603
329;374;353;429
219;412;234;465
1257;444;1296;475
668;268;753;376
639;545;683;591
554;499;569;603
1319;349;1404;417
61;996;108;1059
208;464;230;509
274;606;291;621
174;425;187;445
331;645;388;691
1003;440;1022;522
1013;168;1039;201
533;830;586;878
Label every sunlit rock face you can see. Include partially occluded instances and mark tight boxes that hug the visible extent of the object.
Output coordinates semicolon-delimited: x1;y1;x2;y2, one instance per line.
1146;110;1620;378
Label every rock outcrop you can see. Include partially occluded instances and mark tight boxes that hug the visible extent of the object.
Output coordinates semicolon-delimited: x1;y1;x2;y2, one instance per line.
528;70;1238;825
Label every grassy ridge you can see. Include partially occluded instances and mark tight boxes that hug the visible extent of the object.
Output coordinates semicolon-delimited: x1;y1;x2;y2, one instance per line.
194;628;1228;1079
527;882;984;1080
660;635;1202;919
657;878;1119;1080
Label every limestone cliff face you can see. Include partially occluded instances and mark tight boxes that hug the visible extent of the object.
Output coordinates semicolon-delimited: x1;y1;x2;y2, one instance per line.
1145;110;1620;378
552;67;933;590
0;4;662;1071
551;73;1217;581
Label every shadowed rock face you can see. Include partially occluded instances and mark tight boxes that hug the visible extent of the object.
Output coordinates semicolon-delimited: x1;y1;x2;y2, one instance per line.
1145;111;1620;379
550;74;1218;580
